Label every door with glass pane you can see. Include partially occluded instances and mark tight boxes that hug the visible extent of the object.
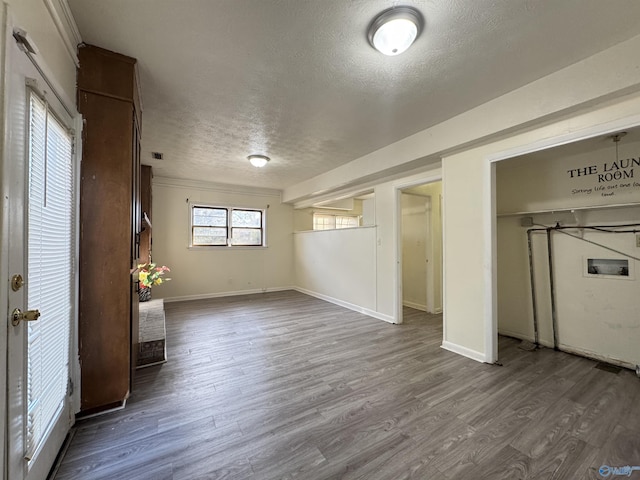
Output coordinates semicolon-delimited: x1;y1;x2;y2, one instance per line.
5;27;76;480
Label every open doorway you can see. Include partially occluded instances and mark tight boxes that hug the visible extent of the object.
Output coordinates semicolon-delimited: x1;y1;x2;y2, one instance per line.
494;128;640;369
398;181;443;324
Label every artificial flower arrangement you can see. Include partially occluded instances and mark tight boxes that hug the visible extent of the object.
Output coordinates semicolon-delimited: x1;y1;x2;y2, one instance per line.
138;263;171;289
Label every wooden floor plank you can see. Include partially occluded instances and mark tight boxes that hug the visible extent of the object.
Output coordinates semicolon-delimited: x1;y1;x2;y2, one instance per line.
52;291;640;480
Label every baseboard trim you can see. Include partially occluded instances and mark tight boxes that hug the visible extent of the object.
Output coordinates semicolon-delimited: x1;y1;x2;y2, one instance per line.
441;340;488;363
498;328;554;348
136;358;167;369
402;302;443;315
498;328;532;342
497;330;635;368
294;287;396;324
557;343;636;371
162;287;397;324
76;399;126;420
402;301;427;311
162;286;294;303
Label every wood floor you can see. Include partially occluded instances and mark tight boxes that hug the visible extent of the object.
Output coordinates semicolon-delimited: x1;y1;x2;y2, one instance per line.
53;291;640;480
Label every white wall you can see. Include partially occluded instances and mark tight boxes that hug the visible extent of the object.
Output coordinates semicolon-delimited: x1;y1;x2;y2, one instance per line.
373;181;397;318
442;152;488;358
553;226;639;367
497;138;640;213
402;194;428;311
152;177;294;301
496;215;538;341
291;167;442;323
361;197;375;226
294;226;377;316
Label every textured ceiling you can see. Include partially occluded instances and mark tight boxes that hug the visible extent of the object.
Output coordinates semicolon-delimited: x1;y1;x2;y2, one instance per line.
67;0;640;191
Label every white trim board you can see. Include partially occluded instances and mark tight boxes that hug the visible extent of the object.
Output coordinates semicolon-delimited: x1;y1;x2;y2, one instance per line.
402;301;427;312
484;160;498;363
483;108;640;369
43;0;81;67
294;287;396;324
162;286;294;303
497;329;554;349
441;341;490;364
163;286;397;325
291;162;442;210
557;343;637;371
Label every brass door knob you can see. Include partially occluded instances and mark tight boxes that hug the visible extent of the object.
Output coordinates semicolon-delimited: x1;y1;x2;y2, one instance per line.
11;308;41;326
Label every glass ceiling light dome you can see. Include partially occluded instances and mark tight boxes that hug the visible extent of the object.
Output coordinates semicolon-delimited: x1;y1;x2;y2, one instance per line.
248;154;270;168
368;6;423;56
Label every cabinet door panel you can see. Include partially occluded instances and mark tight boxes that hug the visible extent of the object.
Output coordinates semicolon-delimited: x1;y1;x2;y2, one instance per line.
78;93;133;411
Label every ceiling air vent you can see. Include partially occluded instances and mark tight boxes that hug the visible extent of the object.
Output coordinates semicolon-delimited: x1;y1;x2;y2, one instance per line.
151;152;163;160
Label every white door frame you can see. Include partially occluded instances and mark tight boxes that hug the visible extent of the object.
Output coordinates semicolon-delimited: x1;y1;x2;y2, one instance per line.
0;6;11;474
394;173;442;324
424;195;435;314
484;114;640;364
2;12;81;480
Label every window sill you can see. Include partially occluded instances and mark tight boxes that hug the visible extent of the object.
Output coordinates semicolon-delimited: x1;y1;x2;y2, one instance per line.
188;245;268;250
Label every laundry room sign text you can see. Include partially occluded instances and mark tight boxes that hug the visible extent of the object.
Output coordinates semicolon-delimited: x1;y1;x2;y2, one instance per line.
568;156;640;197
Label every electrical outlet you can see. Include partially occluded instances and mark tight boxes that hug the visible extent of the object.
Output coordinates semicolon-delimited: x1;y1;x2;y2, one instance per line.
636;234;640;248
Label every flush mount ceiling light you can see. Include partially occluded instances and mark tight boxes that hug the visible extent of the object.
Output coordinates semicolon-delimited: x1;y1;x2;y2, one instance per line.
248;154;270;168
368;6;423;56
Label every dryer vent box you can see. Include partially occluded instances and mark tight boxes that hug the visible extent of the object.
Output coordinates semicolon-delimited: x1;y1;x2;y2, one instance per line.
586;258;629;277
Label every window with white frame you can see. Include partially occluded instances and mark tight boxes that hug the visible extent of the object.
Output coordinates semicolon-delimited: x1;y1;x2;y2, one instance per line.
191;205;265;246
27;88;74;460
312;213;360;230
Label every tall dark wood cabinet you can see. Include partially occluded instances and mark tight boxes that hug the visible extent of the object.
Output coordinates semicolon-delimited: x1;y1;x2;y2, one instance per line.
77;44;142;413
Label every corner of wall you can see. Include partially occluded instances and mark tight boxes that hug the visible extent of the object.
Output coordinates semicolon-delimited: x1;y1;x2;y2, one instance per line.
441;341;491;364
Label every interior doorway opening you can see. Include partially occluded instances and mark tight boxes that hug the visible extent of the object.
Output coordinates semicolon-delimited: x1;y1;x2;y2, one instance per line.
493;127;640;369
398;181;443;324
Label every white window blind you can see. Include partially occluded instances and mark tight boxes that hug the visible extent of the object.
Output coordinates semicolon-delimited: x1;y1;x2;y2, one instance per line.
26;91;73;460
